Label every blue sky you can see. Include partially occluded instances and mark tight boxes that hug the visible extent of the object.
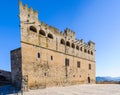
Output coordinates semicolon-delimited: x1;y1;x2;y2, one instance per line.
0;0;120;77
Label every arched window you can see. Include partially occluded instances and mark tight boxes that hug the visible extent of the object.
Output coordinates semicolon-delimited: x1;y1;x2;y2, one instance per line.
39;30;46;36
61;39;65;45
84;49;87;53
71;43;75;48
88;50;90;54
30;26;37;32
80;47;83;51
66;41;70;47
91;51;93;55
48;33;53;39
76;45;79;50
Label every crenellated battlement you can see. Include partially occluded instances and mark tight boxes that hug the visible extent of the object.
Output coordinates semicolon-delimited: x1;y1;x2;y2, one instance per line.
19;1;95;57
63;28;75;40
19;1;38;22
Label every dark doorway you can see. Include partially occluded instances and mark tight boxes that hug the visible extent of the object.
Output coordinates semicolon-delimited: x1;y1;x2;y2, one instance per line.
88;77;90;83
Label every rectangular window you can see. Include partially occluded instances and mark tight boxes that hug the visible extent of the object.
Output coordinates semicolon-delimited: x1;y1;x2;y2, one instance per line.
89;64;91;70
38;53;40;58
51;56;53;60
44;73;47;76
65;58;69;66
77;61;80;68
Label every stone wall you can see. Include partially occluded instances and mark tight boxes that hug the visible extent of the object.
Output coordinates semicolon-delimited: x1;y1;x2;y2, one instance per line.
21;42;95;89
11;48;22;88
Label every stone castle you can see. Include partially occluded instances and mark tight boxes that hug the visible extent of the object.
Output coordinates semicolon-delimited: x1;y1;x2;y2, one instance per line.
11;1;96;90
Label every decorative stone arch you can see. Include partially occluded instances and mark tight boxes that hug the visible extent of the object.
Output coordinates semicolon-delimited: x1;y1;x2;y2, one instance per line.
39;30;46;36
66;41;70;47
60;39;65;45
29;26;37;32
71;43;75;48
76;45;79;50
47;33;53;39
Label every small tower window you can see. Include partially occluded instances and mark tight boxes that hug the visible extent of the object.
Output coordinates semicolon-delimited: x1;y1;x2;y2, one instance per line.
89;64;91;70
38;53;40;58
51;56;53;60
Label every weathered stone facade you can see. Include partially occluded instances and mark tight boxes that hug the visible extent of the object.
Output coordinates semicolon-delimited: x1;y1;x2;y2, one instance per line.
11;1;96;90
11;48;22;88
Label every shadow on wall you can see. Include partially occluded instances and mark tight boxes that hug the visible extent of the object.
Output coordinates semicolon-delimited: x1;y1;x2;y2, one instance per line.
0;85;22;95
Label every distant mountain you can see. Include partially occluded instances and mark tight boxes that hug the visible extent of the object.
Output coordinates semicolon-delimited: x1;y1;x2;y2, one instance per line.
96;76;120;82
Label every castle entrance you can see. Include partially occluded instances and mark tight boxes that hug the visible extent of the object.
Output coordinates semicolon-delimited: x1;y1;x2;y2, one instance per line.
88;77;90;83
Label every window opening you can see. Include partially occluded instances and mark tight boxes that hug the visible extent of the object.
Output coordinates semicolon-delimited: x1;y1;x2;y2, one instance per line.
77;61;80;68
38;53;40;58
65;58;69;66
30;26;37;32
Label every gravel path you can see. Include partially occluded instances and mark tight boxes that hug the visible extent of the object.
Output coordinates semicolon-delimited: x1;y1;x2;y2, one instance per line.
9;84;120;95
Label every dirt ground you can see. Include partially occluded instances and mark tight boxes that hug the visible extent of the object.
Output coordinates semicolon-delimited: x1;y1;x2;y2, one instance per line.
13;84;120;95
